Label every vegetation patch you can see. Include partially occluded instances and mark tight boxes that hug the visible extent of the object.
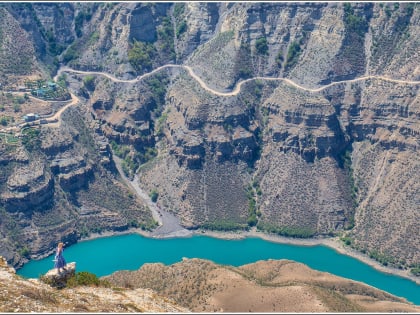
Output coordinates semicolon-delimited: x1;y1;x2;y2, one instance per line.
285;41;302;70
343;3;369;38
201;220;248;232
368;249;396;267
111;140;157;178
21;127;40;152
0;132;19;145
74;8;93;38
340;235;353;246
62;43;79;64
246;181;262;227
338;147;357;229
149;189;159;202
257;222;316;238
128;40;156;74
66;271;110;288
83;75;95;91
233;43;253;80
0;116;13;126
410;264;420;276
157;16;175;61
255;37;269;55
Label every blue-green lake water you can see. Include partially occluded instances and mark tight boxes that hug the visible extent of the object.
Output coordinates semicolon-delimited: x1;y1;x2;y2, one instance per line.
17;234;420;305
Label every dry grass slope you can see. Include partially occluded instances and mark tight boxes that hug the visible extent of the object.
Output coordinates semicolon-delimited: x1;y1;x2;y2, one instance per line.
104;258;420;313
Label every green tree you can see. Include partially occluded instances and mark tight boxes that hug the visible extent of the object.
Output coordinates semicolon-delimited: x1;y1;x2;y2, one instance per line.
176;20;187;38
149;189;159;202
128;40;156;73
0;116;8;126
83;75;95;91
285;41;301;69
255;37;269;55
62;44;79;63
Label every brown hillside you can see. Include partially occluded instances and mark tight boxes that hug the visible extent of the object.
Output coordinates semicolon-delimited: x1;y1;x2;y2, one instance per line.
104;258;420;313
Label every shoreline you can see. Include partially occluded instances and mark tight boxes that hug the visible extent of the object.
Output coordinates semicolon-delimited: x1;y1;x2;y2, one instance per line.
196;229;420;285
77;226;419;286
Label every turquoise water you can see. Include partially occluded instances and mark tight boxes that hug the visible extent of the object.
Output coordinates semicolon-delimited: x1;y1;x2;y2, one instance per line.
17;234;420;305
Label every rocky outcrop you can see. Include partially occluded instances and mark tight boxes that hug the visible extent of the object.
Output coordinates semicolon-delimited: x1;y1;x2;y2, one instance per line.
264;83;348;163
0;256;189;312
40;262;76;288
1;160;54;213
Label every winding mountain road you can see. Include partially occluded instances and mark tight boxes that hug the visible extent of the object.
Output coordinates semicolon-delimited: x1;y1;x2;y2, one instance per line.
45;92;79;128
57;64;420;96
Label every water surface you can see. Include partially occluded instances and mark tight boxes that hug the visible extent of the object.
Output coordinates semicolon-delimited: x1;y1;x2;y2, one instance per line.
17;234;420;305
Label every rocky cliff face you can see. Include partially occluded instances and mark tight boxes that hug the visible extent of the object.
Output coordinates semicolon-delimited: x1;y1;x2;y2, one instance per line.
0;102;155;267
0;2;419;272
0;256;188;312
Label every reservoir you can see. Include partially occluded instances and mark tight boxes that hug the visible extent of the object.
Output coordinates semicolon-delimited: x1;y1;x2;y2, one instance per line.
17;234;420;305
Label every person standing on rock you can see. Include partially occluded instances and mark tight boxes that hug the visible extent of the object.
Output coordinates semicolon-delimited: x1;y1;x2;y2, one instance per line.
54;242;67;273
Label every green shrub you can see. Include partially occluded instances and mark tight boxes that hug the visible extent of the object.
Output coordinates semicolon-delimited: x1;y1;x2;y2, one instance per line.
343;3;369;37
146;74;168;108
176;20;187;38
0;116;8;126
234;43;253;80
128;40;156;73
173;3;185;18
66;271;110;288
149;189;159;202
275;51;284;68
410;265;420;276
247;214;257;227
368;249;396;267
83;75;95;91
285;41;301;69
157;16;175;59
21;128;40;151
340;236;353;246
19;246;30;258
258;222;316;238
62;44;79;63
255;37;269;55
201;221;247;232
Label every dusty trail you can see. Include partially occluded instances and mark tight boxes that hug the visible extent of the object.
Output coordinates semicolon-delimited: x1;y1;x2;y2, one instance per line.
45;92;79;127
4;65;420;133
58;64;420;97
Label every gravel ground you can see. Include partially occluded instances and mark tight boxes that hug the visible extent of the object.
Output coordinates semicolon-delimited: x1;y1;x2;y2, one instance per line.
113;156;191;239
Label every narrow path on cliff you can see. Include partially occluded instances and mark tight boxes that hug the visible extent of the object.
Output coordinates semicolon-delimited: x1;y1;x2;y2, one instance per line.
57;64;420;97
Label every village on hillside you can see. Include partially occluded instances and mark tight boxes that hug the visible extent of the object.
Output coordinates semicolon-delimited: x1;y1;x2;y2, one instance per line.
0;77;72;144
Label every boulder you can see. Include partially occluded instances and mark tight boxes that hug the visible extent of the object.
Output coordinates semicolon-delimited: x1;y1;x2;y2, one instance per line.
40;262;76;288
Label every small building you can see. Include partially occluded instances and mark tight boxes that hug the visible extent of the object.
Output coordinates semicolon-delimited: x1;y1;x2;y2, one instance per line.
48;81;57;90
23;113;39;122
32;88;46;97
